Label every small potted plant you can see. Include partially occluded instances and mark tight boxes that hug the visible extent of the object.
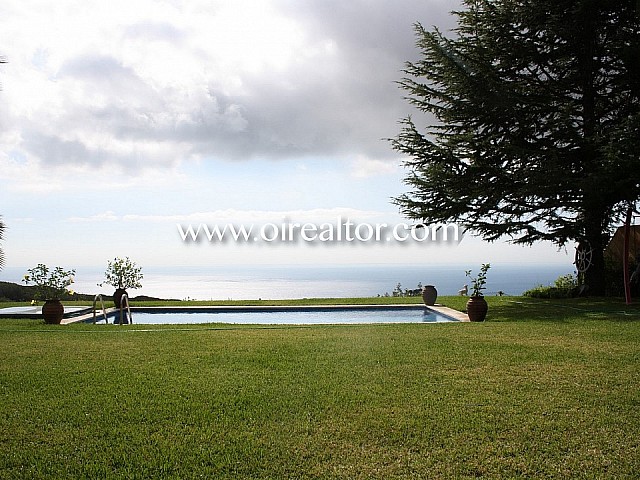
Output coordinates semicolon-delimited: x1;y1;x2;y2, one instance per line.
465;263;490;322
23;264;75;324
99;257;143;307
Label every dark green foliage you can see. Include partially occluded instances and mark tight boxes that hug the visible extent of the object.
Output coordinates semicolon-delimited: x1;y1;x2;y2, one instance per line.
604;258;640;297
0;282;87;302
523;273;579;298
393;0;640;295
0;281;34;302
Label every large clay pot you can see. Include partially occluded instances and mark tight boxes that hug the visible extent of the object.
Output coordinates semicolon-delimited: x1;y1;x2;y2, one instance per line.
113;288;128;308
42;299;64;324
422;285;438;306
466;296;488;322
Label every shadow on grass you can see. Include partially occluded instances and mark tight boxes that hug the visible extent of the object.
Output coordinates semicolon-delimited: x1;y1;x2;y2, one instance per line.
487;296;640;323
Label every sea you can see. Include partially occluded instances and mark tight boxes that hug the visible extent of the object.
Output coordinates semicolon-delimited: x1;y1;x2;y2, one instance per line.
1;264;574;301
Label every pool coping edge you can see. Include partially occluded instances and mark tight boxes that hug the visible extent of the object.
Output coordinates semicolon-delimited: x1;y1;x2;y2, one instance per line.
59;303;470;324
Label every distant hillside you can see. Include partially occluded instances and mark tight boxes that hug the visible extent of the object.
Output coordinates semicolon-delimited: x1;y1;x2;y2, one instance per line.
1;282;45;301
0;281;168;302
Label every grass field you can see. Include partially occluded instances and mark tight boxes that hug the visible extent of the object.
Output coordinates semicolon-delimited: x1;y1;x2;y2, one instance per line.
1;296;639;478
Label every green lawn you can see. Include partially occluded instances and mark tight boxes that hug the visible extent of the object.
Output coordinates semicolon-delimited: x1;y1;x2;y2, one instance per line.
1;297;639;478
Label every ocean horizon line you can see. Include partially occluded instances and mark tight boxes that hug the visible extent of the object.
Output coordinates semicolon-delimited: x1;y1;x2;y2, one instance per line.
2;263;575;301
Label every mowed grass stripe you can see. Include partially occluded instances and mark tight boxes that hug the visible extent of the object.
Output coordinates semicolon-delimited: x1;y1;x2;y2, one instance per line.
0;298;639;478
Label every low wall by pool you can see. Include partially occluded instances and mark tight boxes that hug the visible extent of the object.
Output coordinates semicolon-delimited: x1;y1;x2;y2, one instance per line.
0;305;94;319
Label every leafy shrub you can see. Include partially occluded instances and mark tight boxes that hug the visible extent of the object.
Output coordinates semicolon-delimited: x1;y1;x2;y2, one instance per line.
523;273;578;298
604;258;640;297
466;263;491;296
99;257;143;290
22;264;75;300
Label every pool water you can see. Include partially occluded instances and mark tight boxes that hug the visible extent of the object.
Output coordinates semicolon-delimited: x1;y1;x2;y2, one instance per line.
128;307;458;325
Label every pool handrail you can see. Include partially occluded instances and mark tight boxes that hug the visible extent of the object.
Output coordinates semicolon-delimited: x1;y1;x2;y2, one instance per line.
119;293;132;325
92;294;108;324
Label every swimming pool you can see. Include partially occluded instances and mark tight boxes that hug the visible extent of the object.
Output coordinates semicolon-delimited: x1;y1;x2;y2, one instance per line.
106;306;461;325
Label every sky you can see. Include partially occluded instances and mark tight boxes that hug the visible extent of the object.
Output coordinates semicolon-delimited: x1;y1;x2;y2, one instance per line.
0;0;575;277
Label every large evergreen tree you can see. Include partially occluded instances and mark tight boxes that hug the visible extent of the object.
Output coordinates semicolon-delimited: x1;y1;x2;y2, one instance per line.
393;0;640;295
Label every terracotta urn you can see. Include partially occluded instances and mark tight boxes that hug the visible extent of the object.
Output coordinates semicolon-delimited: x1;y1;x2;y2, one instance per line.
466;296;488;322
113;288;128;308
422;285;438;306
42;299;64;324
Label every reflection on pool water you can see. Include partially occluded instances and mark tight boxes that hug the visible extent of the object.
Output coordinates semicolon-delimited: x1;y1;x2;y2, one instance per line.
129;307;458;325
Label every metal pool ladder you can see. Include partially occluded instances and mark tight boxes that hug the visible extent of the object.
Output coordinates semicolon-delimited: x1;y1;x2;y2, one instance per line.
117;293;133;325
92;294;108;324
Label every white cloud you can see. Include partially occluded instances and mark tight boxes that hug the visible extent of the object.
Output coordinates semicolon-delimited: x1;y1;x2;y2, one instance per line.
0;0;459;174
67;211;119;223
3;0;547;273
0;147;189;194
60;207;399;226
350;155;399;178
124;207;388;224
